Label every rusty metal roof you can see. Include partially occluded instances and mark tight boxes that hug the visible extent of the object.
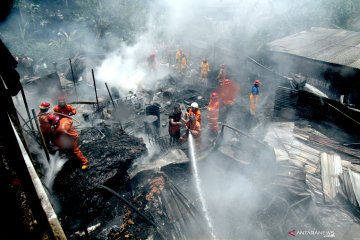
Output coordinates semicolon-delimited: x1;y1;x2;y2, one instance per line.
264;27;360;70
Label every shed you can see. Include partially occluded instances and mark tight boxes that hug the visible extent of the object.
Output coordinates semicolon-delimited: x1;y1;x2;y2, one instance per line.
258;27;360;107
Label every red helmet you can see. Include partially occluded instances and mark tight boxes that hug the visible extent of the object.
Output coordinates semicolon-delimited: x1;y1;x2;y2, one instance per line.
47;114;60;125
39;102;50;109
211;92;218;98
255;79;260;84
223;79;230;85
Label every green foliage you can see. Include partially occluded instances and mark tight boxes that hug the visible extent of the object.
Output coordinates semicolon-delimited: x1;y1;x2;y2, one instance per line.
324;0;360;30
2;0;360;74
0;0;149;67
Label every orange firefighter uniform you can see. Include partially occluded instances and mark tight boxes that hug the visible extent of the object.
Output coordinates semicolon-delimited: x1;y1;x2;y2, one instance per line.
180;114;201;148
176;49;182;63
50;115;88;169
218;79;240;123
207;92;220;134
200;59;210;79
53;104;76;117
187;102;201;124
38;102;51;147
219;79;240;105
190;108;201;124
180;54;187;72
176;49;182;70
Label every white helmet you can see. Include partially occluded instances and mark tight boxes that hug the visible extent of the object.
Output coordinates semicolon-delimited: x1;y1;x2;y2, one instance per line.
191;102;199;109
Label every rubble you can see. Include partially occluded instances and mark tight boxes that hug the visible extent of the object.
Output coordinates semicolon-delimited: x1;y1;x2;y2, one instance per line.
52;125;147;236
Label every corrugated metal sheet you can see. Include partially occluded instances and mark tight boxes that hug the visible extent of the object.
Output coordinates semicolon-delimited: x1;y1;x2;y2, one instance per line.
320;153;342;199
265;122;360;207
264;27;360;70
349;168;360;206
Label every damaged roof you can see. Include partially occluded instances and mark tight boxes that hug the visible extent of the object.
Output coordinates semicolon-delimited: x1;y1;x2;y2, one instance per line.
264;27;360;70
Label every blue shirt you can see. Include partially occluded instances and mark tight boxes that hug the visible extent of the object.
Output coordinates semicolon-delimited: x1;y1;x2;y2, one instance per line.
251;85;259;95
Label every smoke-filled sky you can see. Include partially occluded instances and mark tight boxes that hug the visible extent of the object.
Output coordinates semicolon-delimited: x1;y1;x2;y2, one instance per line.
95;0;335;93
1;0;354;94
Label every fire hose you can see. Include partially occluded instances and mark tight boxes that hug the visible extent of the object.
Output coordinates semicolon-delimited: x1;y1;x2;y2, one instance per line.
21;112;81;129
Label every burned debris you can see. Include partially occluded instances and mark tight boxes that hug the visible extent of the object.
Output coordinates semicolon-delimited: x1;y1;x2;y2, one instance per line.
2;1;360;238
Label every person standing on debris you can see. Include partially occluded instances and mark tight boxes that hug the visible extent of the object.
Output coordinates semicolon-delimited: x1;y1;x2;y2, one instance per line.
218;79;240;123
180;113;201;147
53;96;76;117
217;64;226;85
38;102;52;148
207;92;220;136
168;103;183;143
188;102;201;124
176;48;182;68
249;79;260;116
200;58;210;86
180;53;187;73
47;114;89;170
147;51;157;72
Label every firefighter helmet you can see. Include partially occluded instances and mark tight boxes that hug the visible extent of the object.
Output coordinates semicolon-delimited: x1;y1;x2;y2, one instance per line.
39;102;50;109
211;92;218;98
191;102;199;109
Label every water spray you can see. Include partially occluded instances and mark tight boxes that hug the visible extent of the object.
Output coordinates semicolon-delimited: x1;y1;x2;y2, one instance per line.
188;131;217;240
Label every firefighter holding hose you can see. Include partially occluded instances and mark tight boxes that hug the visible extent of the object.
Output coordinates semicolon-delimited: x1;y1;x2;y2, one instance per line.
187;102;201;124
180;113;201;148
47;113;89;170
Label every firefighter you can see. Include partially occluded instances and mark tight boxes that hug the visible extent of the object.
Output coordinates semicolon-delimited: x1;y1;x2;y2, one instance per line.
218;79;240;123
217;64;226;85
53;96;76;117
47;114;89;170
180;53;187;73
207;92;220;136
180;113;201;147
188;102;201;124
168;103;183;143
200;58;210;86
38;102;52;148
175;49;182;70
250;79;260;116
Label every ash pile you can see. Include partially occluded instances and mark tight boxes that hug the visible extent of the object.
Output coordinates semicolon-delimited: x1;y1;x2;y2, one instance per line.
52;124;147;236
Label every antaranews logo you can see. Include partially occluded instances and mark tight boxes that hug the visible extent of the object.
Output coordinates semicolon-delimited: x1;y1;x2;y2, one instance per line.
288;229;296;237
288;229;335;238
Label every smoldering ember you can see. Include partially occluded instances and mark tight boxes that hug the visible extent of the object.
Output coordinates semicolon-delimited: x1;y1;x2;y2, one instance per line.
1;1;360;240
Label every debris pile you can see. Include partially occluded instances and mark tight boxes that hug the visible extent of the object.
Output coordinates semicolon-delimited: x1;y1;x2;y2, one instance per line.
53;125;147;235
